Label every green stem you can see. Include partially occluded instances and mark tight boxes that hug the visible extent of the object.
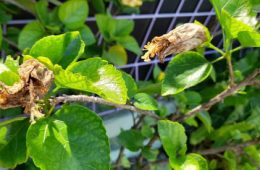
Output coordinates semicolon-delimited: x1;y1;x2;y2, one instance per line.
52;86;60;95
230;46;243;53
208;43;225;56
225;52;235;86
47;105;55;116
211;56;225;64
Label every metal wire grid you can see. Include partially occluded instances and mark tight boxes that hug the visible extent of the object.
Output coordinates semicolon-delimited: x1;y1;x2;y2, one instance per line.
0;0;232;116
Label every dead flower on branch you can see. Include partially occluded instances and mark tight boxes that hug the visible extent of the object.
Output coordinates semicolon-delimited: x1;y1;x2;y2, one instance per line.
141;23;208;62
0;59;54;122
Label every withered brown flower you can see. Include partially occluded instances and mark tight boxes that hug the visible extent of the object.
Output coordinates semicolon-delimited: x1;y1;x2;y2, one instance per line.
0;59;54;120
141;23;208;63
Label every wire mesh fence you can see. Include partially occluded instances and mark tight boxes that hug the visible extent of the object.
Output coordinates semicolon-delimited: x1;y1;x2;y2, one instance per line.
2;0;256;116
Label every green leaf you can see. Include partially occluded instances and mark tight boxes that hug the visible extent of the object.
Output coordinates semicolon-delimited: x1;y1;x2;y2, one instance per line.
224;151;237;170
0;71;20;86
121;71;138;98
95;14;115;41
67;58;127;104
175;153;208;170
142;147;159;161
120;156;131;168
27;104;110;170
103;44;127;66
250;0;260;10
210;0;258;40
30;31;85;68
134;93;158;110
118;129;145;151
54;65;89;90
0;118;29;168
190;126;209;145
0;25;2;49
91;0;105;13
35;0;49;25
153;64;162;80
221;10;256;39
210;122;254;146
197;111;213;132
116;35;142;55
0;107;23;118
141;125;154;138
0;63;20;86
237;31;260;47
185;91;202;105
18;21;46;50
211;0;258;27
78;25;96;46
113;19;134;37
0;9;12;24
4;55;19;73
158;120;187;160
162;52;212;96
36;56;55;70
209;159;218;170
58;0;89;30
95;14;135;41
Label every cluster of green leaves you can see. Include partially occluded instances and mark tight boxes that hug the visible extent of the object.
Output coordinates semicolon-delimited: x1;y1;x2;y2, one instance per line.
0;0;142;66
0;0;260;170
0;28;155;169
114;0;260;169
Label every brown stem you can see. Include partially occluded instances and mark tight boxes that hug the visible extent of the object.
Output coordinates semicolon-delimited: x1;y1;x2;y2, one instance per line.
197;138;260;155
178;68;260;121
53;95;160;120
142;139;260;169
115;115;145;168
115;146;124;170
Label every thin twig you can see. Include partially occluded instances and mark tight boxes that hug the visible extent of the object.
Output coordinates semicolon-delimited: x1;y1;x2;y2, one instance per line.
53;95;160;119
142;139;260;169
178;68;260;121
3;37;18;49
230;46;243;53
197;138;260;155
3;0;35;14
211;55;225;64
226;53;235;86
115;146;124;170
115;115;145;168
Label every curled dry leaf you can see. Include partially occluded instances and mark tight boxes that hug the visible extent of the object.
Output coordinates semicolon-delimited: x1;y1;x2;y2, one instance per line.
141;23;208;63
0;59;54;119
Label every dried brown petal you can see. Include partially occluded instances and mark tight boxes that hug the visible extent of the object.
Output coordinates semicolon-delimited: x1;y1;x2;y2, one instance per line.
141;23;208;63
0;59;54;117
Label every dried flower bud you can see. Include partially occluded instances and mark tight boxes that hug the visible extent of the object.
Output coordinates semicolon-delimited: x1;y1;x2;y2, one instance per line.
0;59;54;115
121;0;142;7
141;23;208;63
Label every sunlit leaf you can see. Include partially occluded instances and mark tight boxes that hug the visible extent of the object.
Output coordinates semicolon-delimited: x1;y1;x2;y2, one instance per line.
158;120;187;160
134;93;158;110
58;0;89;29
27;104;110;170
162;52;212;95
30;31;85;68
